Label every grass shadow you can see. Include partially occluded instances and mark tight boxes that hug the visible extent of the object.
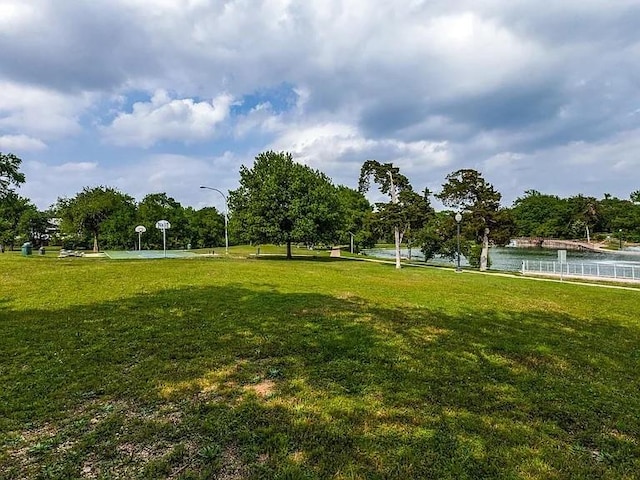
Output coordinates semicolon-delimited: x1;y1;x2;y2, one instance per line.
254;255;342;262
1;285;639;479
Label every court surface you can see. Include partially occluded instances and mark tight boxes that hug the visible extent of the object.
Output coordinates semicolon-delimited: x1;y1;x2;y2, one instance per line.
105;250;201;260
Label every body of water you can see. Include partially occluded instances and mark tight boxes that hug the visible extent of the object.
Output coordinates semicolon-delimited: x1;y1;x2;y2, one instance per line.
362;247;640;272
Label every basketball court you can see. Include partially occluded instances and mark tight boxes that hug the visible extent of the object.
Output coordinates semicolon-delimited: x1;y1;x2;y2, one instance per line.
104;250;201;260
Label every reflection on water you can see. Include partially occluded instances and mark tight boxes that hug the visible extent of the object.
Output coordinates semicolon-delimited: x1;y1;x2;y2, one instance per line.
362;247;640;272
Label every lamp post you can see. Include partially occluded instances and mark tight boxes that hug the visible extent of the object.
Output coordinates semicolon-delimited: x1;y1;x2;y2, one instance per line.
200;186;229;255
619;229;623;250
455;212;462;272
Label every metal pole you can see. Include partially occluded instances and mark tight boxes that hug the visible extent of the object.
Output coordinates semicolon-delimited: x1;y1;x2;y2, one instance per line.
138;232;141;251
200;186;229;255
224;212;229;255
163;229;166;258
456;222;461;272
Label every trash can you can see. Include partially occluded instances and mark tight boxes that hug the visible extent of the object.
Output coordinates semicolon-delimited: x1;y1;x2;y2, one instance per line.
39;246;46;255
21;242;32;256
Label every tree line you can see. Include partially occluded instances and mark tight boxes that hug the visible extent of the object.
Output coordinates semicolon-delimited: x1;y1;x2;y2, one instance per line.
1;151;639;267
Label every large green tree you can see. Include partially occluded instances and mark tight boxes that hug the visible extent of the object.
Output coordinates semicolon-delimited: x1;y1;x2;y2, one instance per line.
399;188;435;259
137;193;188;249
511;190;569;238
566;195;600;242
0;192;34;250
229;151;341;259
437;169;513;270
99;199;138;249
184;206;225;249
16;206;50;246
358;160;421;269
594;194;640;243
416;211;459;263
56;186;135;252
335;186;375;252
0;152;26;198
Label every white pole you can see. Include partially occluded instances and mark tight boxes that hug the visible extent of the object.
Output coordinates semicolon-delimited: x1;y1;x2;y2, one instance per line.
224;212;229;255
200;186;229;255
163;229;166;258
560;261;563;282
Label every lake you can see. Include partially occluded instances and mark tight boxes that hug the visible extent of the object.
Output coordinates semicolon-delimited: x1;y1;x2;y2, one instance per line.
362;246;640;272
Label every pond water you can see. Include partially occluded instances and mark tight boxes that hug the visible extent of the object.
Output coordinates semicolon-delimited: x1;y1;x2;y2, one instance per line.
362;246;640;272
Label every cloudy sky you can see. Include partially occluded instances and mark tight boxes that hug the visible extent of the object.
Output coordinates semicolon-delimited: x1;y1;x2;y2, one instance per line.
2;0;639;212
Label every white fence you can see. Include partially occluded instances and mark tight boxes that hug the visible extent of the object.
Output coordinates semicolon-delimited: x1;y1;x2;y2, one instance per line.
521;260;640;282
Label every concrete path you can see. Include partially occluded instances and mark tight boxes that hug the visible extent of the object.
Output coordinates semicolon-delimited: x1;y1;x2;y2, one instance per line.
342;256;640;292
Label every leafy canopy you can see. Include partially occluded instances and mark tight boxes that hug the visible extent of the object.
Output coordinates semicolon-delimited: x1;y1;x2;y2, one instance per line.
0;152;26;198
56;186;135;252
437;169;513;268
359;160;432;268
229;151;341;258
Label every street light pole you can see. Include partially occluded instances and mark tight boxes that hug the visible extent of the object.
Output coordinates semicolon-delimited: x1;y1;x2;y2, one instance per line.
455;212;462;272
619;229;623;250
200;186;229;255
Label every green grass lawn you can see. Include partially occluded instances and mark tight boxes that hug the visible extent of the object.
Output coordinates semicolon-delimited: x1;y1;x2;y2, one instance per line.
1;251;639;479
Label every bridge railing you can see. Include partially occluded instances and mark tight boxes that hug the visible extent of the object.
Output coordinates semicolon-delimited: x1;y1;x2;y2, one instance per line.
521;260;639;282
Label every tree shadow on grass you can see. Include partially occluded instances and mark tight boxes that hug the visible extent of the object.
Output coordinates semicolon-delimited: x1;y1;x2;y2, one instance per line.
254;255;342;262
1;285;639;479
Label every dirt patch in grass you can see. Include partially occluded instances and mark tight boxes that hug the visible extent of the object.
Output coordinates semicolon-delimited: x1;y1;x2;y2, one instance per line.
4;398;190;479
218;444;248;480
244;379;276;397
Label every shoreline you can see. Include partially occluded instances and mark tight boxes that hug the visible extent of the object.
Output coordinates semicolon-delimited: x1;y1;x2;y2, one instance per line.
508;238;640;255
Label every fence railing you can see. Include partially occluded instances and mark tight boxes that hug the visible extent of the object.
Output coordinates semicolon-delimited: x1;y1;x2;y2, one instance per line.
521;260;640;282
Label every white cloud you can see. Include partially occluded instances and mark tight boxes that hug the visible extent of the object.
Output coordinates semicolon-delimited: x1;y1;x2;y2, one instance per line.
20;160;103;208
265;119;452;193
3;0;640;209
0;134;47;151
52;162;98;173
106;152;242;208
0;81;89;139
0;1;38;31
102;91;234;147
20;152;243;210
476;129;640;205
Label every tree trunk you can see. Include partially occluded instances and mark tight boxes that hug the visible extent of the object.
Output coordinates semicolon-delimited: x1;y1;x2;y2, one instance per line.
286;239;292;259
394;226;401;269
480;228;489;271
93;233;99;253
388;170;402;270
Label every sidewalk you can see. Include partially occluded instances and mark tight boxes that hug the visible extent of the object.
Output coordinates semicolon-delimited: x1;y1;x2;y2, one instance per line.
341;255;640;292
